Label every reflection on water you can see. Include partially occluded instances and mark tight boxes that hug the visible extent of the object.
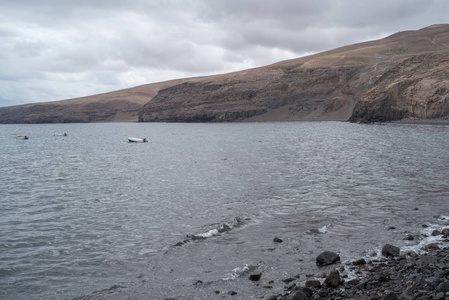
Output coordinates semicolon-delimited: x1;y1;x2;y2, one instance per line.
0;122;448;299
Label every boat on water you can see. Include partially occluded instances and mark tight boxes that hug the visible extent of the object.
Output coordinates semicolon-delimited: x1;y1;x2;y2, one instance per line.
128;137;148;143
55;133;67;136
16;136;28;139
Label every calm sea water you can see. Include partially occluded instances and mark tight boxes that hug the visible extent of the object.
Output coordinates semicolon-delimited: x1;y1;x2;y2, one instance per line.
0;122;448;299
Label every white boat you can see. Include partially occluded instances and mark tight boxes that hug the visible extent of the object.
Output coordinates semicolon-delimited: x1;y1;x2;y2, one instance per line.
16;135;28;139
128;137;147;143
55;133;67;136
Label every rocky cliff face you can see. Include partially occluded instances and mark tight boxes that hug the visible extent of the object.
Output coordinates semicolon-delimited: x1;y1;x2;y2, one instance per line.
350;52;449;122
139;24;449;123
1;24;449;124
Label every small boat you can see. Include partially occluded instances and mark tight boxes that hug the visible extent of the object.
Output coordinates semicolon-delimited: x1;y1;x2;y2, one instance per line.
16;136;28;139
55;133;67;136
128;137;147;143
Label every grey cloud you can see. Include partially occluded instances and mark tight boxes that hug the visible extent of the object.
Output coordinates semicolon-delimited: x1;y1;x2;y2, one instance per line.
1;0;449;106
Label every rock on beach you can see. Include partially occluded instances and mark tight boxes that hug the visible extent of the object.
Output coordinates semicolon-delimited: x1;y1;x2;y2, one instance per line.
316;251;340;266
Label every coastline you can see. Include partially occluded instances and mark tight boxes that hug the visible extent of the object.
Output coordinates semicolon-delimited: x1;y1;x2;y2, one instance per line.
269;231;449;300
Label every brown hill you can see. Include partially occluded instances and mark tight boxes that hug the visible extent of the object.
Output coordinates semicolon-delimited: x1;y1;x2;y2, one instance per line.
1;24;449;123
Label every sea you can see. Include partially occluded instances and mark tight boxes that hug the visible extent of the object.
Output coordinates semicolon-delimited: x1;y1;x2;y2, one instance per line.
0;121;448;299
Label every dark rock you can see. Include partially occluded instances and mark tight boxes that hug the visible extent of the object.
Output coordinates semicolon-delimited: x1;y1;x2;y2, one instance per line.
316;251;340;266
424;243;440;250
384;291;398;300
399;288;415;300
273;237;283;243
388;226;396;230
287;290;307;300
404;234;415;241
432;230;441;236
434;292;445;300
324;270;340;288
305;280;321;288
282;278;295;284
436;281;449;293
441;228;449;236
302;287;313;298
378;274;391;283
249;273;262;281
352;258;366;265
227;291;237;296
382;244;400;257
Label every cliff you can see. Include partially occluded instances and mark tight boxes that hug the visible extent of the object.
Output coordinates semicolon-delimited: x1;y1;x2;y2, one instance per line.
1;24;449;124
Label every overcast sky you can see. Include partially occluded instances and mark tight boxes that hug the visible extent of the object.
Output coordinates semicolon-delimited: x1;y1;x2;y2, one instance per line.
0;0;448;107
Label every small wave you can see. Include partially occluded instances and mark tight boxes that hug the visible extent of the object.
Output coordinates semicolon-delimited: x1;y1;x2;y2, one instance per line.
222;264;251;281
189;217;245;241
174;217;245;246
307;224;330;234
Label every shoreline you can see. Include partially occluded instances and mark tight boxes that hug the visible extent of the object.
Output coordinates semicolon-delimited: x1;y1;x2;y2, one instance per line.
268;231;449;300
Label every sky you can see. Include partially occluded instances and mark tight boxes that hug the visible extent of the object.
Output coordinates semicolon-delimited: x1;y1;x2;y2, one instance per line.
0;0;448;107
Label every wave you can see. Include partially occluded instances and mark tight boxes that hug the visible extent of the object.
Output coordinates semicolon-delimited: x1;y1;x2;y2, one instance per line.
174;217;246;247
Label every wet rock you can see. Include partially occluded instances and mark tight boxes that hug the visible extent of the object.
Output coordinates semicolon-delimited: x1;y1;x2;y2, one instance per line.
305;280;321;288
324;270;340;288
301;287;313;298
287;290;307;300
424;243;440;250
432;229;441;236
316;251;340;266
227;290;238;296
352;258;366;265
249;273;262;281
382;244;400;257
441;228;449;236
273;237;283;243
282;278;296;284
404;234;415;241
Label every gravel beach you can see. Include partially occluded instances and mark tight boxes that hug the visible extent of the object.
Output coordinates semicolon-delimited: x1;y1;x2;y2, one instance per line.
268;232;449;300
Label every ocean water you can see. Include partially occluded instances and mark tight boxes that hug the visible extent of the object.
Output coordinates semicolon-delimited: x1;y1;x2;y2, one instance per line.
0;122;448;299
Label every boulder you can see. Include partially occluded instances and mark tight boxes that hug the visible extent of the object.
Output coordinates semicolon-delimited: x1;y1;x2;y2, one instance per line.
305;280;321;288
287;290;307;300
316;251;340;266
324;270;340;288
249;273;262;281
382;244;400;257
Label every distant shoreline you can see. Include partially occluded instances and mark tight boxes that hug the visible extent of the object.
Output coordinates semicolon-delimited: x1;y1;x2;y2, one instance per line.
390;118;449;125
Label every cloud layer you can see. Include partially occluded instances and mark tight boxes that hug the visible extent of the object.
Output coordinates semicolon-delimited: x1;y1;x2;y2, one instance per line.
1;0;448;106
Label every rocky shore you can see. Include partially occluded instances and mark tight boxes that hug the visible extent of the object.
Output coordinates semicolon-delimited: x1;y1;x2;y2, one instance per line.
264;230;449;300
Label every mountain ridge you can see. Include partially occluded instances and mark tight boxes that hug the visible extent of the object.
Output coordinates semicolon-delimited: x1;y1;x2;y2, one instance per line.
1;24;449;123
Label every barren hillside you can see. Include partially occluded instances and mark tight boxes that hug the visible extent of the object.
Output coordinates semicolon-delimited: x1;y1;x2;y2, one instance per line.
1;24;448;124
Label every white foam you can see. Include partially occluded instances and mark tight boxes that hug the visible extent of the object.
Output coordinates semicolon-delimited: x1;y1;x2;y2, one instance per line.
222;264;250;281
318;225;328;233
194;229;219;239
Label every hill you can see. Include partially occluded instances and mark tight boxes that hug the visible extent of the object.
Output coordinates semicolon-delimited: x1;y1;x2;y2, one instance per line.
1;24;448;123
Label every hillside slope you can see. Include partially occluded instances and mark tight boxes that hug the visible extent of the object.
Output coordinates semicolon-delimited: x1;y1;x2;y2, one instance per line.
1;24;448;123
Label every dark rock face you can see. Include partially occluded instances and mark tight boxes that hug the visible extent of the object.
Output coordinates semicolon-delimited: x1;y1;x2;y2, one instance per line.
138;66;361;123
0;100;142;124
316;251;340;266
350;53;449;123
